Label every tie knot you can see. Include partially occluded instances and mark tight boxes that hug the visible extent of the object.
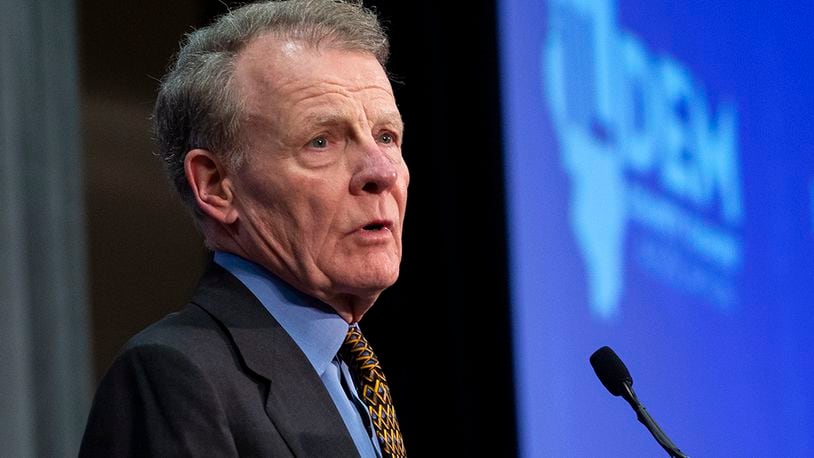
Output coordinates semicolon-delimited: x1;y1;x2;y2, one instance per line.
340;326;381;374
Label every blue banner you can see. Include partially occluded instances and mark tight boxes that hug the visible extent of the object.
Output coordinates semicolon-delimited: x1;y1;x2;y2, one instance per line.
499;0;814;455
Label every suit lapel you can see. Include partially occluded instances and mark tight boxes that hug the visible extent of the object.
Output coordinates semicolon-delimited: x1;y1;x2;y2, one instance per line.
190;263;359;457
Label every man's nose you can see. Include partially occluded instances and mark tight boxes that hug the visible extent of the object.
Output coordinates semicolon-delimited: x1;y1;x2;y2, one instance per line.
349;145;399;195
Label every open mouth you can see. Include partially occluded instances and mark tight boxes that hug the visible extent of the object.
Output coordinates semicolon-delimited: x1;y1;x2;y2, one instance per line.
361;220;391;232
363;223;386;231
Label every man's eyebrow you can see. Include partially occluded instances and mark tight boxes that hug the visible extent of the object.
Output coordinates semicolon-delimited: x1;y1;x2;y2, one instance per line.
301;111;404;131
384;115;406;146
302;112;345;127
376;111;405;131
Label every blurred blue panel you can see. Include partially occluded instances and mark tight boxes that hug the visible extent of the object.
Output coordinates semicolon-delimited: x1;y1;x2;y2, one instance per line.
499;0;814;456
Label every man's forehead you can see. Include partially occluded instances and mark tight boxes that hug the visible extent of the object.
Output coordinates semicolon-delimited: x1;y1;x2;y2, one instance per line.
234;35;394;103
235;33;385;79
234;34;301;80
238;33;306;62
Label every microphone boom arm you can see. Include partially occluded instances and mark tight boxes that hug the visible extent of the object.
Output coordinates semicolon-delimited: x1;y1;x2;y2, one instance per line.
622;382;689;458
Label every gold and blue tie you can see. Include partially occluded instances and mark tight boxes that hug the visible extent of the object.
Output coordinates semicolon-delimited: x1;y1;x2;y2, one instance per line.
339;326;407;458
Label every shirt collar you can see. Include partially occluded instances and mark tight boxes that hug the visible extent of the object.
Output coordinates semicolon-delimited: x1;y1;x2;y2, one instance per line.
213;251;349;376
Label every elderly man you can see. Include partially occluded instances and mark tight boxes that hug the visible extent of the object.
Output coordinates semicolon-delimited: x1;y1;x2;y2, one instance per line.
80;1;408;456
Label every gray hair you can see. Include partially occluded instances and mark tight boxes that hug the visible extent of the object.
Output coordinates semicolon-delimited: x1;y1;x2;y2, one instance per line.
153;0;390;219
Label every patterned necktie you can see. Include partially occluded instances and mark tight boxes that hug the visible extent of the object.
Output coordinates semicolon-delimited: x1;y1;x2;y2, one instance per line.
339;326;407;458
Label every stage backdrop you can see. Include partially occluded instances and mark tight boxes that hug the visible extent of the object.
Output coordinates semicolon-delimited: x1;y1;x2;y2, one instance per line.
499;0;814;456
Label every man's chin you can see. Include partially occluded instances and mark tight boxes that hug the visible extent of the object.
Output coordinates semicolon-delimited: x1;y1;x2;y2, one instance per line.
343;274;398;298
332;268;399;300
327;255;400;289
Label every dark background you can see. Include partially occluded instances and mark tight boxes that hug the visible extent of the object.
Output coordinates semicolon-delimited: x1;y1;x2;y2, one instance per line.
79;0;516;455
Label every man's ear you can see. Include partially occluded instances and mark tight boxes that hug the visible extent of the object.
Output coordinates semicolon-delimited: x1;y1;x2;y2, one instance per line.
184;149;239;224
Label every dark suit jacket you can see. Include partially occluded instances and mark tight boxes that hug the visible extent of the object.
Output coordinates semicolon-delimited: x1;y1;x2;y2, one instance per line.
80;263;360;457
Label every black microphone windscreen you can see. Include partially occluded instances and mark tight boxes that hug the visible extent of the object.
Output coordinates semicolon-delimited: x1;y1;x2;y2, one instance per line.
590;346;633;397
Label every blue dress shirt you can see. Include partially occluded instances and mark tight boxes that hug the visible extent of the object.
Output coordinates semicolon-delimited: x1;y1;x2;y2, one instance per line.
214;251;381;457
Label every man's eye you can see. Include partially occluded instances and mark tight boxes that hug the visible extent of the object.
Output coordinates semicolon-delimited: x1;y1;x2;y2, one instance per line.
310;137;328;148
378;132;395;144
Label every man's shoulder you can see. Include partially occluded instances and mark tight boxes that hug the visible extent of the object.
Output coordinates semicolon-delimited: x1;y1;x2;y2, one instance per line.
125;302;222;352
90;300;264;420
118;262;251;362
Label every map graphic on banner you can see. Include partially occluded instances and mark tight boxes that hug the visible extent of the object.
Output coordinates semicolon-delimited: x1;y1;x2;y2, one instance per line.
544;0;743;318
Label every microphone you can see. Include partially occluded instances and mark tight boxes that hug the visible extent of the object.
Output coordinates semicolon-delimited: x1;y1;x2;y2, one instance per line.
590;346;689;458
